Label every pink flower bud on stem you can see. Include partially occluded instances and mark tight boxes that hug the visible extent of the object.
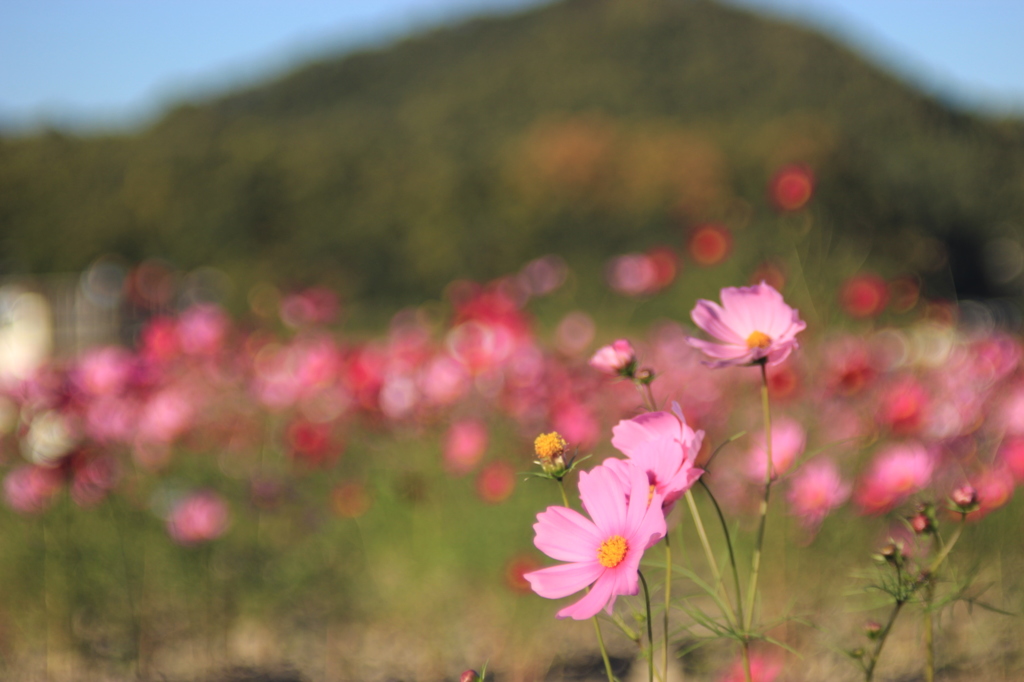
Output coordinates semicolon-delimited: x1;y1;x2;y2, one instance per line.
589;340;637;378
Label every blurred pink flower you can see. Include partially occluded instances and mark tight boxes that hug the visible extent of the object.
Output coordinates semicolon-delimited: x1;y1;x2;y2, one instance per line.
607;408;704;512
769;163;814;212
74;346;133;397
688;224;733;267
3;465;61;515
443;419;488;476
999;386;1024;436
966;466;1014;520
746;416;806;483
137;388;195;443
855;443;934;515
419;355;470;406
877;378;930;436
167;491;230;546
177;304;229;356
525;462;666;620
475;462;516;504
719;651;783;682
552;401;600;452
607;253;657;297
688;282;806;368
786;459;850;529
589;339;636;376
839;273;889;319
998;437;1024;483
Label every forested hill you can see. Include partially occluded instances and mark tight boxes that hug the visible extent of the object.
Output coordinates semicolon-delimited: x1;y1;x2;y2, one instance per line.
2;0;1023;305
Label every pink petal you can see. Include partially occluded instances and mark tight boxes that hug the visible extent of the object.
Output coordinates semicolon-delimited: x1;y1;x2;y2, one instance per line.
525;561;603;600
556;569;617;620
534;506;602;562
611;411;680;457
623;461;654;537
685;337;750;361
579;465;627;535
690;299;745;344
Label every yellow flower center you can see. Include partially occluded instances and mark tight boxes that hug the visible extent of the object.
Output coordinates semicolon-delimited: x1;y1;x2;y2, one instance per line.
597;535;628;568
534;432;567;462
746;331;772;349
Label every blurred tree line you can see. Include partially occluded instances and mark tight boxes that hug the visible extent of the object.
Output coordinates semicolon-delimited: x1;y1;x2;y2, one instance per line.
1;0;1023;308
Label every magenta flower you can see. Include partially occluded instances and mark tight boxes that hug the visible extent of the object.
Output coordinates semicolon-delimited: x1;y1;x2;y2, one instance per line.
687;282;806;368
525;462;667;620
607;407;704;512
589;339;636;376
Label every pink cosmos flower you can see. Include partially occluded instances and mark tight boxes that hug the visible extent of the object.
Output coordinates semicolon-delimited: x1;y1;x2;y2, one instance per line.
177;304;229;356
525;462;667;620
443;419;488;475
687;282;806;368
589;339;636;376
786;459;850;529
965;466;1014;520
998;437;1024;483
167;491;230;546
718;651;782;682
607;407;704;512
746;416;806;483
3;465;61;515
855;443;934;515
475;462;516;504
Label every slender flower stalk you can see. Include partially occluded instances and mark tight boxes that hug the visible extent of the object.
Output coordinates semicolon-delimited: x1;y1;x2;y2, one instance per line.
864;599;905;682
639;570;655;682
743;363;774;631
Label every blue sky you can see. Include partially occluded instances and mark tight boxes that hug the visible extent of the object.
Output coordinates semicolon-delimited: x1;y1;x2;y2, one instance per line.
2;0;1022;132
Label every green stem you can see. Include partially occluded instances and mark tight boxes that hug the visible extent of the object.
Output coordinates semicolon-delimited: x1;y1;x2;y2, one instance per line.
865;600;904;682
923;580;934;682
663;537;671;681
743;363;774;633
684;490;736;626
593;616;617;682
698;479;745;628
641;382;658;413
639;571;654;682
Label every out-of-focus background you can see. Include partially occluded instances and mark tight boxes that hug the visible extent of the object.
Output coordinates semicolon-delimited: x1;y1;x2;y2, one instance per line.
1;1;1024;681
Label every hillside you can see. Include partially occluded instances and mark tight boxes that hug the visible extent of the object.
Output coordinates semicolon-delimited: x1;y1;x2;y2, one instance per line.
2;0;1023;306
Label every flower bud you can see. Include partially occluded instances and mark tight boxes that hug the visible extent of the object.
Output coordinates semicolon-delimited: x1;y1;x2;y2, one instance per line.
589;340;637;378
909;503;935;534
534;432;569;478
909;513;931;534
864;620;882;640
950;484;979;513
460;670;481;682
874;540;904;566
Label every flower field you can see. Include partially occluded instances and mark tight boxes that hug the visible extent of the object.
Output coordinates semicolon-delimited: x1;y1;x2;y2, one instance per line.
1;177;1023;682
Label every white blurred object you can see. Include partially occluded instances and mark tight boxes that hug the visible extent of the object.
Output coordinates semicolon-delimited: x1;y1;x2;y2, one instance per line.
0;288;53;382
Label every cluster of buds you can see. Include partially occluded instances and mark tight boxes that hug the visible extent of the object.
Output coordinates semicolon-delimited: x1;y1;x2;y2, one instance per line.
949;484;979;515
534;432;569;480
